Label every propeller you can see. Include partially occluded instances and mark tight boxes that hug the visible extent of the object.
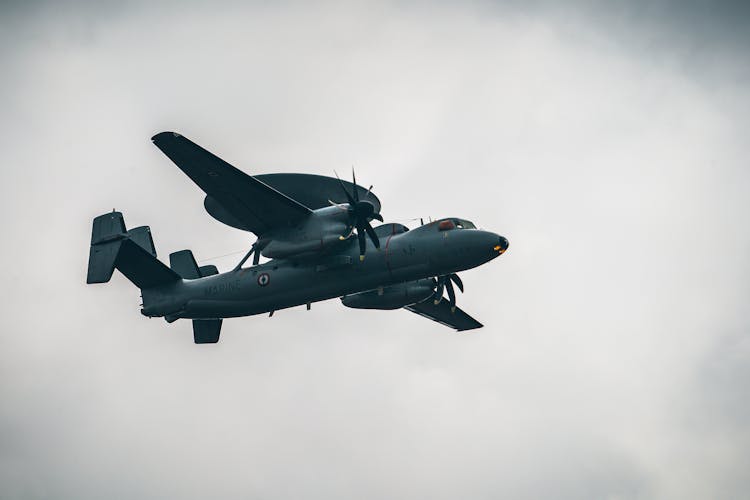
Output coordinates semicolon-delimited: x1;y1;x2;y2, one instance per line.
333;169;383;261
432;273;464;313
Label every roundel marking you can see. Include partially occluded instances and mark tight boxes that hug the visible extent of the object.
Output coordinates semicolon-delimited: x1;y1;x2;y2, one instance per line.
257;272;270;287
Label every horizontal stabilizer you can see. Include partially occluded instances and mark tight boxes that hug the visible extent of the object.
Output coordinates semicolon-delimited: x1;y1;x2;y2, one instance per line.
193;319;222;344
116;239;179;289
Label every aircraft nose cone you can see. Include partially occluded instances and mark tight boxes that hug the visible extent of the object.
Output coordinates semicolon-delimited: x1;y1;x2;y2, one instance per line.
499;236;509;252
355;200;375;218
493;235;509;255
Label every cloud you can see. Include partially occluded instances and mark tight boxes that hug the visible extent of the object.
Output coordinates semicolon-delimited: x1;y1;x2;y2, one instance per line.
0;1;748;499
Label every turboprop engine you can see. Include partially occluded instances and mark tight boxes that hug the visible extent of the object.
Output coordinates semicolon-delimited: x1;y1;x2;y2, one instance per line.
258;205;351;259
341;279;435;310
257;170;384;260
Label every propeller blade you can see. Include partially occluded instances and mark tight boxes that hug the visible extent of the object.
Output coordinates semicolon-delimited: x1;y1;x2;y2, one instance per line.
351;167;359;202
357;224;367;260
446;279;456;312
434;278;445;304
339;226;354;240
449;273;464;293
335;171;382;256
334;171;356;206
364;221;380;249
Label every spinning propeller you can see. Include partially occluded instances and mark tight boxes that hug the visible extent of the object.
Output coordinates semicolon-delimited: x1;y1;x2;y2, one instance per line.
433;273;464;313
331;169;383;261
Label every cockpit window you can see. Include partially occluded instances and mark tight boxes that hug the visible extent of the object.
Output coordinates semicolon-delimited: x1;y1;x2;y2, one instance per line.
438;219;456;231
437;218;476;231
438;219;477;231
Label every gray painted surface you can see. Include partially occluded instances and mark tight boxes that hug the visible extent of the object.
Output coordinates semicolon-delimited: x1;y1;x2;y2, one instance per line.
87;208;507;333
2;2;749;499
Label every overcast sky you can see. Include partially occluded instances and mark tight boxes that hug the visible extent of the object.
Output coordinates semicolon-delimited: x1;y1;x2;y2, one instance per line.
1;1;749;499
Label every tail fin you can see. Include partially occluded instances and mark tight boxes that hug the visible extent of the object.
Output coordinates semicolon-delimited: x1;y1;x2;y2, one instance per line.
87;212;126;283
169;249;201;279
87;211;180;289
193;319;222;343
169;250;219;279
199;265;219;276
169;251;224;343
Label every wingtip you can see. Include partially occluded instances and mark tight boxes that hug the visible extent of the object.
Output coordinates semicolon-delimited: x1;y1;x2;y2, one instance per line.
151;131;182;142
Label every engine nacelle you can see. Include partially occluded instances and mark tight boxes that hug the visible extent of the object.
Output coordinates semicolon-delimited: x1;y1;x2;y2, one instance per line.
341;279;434;310
261;231;346;259
259;206;350;259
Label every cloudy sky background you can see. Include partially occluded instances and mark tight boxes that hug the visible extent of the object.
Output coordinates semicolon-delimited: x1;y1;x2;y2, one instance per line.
1;1;749;498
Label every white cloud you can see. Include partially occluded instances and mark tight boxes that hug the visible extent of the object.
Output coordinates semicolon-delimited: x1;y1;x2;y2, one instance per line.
1;2;748;499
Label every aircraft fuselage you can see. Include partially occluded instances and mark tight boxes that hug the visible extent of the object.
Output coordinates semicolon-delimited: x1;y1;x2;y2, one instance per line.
141;224;506;320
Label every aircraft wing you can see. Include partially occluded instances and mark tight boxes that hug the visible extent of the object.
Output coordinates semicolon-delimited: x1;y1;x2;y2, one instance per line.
151;132;312;235
404;300;483;331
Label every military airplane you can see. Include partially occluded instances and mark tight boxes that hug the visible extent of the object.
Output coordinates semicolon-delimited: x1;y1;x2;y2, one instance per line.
87;132;509;343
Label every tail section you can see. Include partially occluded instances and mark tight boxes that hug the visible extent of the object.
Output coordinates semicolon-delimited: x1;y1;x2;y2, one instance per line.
199;264;219;277
87;212;126;283
193;319;222;344
168;250;223;343
169;249;201;279
88;211;225;343
169;249;219;279
87;211;180;289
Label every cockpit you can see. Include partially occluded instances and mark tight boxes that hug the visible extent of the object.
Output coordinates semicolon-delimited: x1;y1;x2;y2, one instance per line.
437;218;477;231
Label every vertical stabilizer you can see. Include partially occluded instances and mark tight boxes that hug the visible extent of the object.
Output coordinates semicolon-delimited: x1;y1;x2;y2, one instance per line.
193;319;222;343
126;226;157;256
87;212;126;284
170;250;219;279
86;211;180;289
199;265;219;277
169;250;201;279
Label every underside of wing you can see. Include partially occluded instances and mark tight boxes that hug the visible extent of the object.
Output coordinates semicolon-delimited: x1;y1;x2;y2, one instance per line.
152;132;312;235
404;300;483;331
205;173;383;232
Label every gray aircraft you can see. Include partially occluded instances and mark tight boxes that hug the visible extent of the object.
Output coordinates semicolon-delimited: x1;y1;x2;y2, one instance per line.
86;132;509;343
